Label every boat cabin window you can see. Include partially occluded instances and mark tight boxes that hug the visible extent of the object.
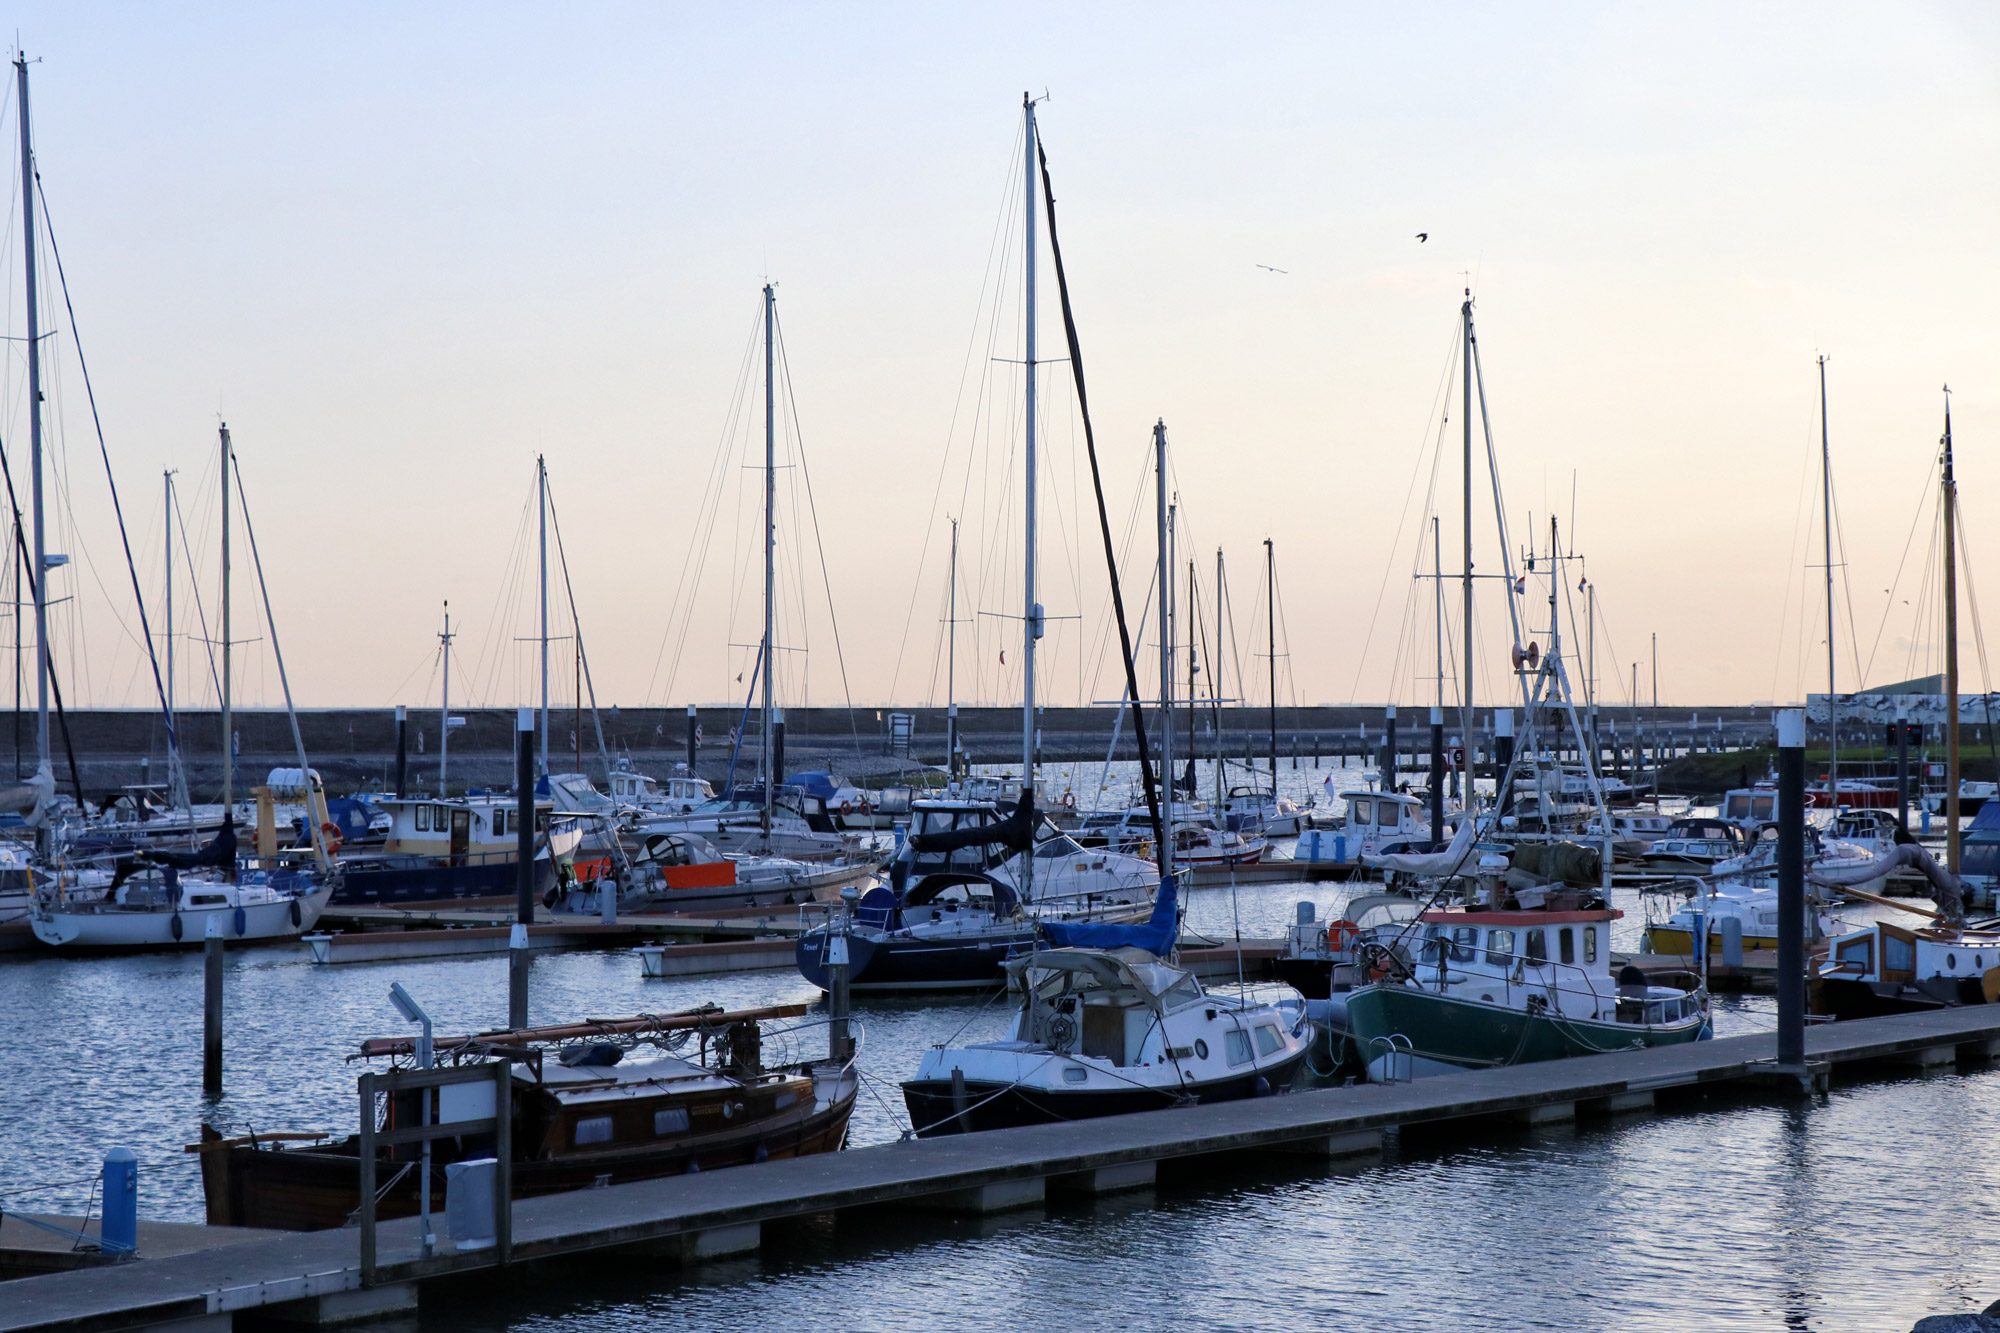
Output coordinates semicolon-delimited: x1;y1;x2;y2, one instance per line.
416;805;431;832
1451;926;1477;963
1225;1029;1254;1067
1725;794;1749;819
1350;798;1373;825
1525;929;1548;965
1558;928;1575;966
654;1108;690;1136
189;894;227;907
1485;929;1516;967
1379;804;1402;828
1582;926;1598;964
1883;933;1916;974
1035;836;1085;859
574;1115;614;1146
1254;1025;1284;1056
1753;796;1775;820
1834;935;1873;973
494;809;509;838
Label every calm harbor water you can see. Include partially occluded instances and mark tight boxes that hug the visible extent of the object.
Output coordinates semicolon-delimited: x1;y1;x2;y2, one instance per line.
0;755;1977;1329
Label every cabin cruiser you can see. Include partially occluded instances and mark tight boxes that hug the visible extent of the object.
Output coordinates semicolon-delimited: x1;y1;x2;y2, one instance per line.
1221;785;1304;838
902;942;1310;1135
1326;818;1709;1080
1924;780;1997;818
795;795;1157;991
1638;819;1744;873
330;793;581;906
1608;812;1674;855
786;772;915;831
1337;791;1431;862
606;760;714;816
193;1003;858;1231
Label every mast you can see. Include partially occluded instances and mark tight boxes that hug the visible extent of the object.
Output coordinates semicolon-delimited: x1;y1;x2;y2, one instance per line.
163;471;173;755
1461;290;1474;793
1186;556;1196;791
946;516;958;777
219;423;232;809
1154;420;1174;882
1021;93;1041;838
538;454;549;776
1944;388;1961;871
16;54;48;808
1215;546;1225;811
1433;516;1445;793
1266;537;1278;795
439;602;453;796
1820;355;1837;803
761;282;776;837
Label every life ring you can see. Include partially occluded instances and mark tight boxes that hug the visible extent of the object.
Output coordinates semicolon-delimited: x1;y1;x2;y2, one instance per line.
840;800;853;816
1062;791;1075;810
319;822;343;855
1326;919;1359;951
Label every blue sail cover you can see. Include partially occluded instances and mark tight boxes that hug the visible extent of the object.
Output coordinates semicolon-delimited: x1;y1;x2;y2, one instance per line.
1038;872;1179;955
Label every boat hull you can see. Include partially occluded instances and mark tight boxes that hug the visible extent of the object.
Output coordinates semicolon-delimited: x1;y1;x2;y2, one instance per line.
32;886;332;950
902;1050;1306;1136
796;927;1036;991
1342;983;1707;1075
198;1066;857;1232
329;854;559;907
1812;975;1983;1021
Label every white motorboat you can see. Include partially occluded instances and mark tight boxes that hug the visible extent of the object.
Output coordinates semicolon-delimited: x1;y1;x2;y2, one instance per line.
902;945;1310;1134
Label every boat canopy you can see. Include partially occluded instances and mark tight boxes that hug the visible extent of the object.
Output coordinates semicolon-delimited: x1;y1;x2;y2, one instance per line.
1039;870;1178;955
908;791;1038;855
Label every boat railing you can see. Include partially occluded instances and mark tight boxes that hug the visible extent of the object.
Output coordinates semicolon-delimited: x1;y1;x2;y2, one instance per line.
1367;1033;1414;1083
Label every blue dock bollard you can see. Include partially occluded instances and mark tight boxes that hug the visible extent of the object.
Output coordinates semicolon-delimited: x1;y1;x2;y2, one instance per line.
101;1148;137;1257
1335;833;1347;864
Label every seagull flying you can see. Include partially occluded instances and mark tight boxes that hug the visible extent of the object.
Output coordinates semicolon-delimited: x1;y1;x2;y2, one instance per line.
1256;264;1288;274
1416;232;1428;242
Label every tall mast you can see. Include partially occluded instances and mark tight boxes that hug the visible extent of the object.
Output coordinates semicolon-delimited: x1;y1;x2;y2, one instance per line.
219;423;232;809
16;54;48;804
1021;93;1041;823
1944;388;1961;871
947;516;959;777
1433;516;1444;792
1461;290;1474;791
538;454;549;776
1215;546;1225;811
1154;420;1174;882
1186;556;1196;788
439;602;453;796
163;471;174;750
1266;537;1278;793
1820;355;1837;803
761;282;776;835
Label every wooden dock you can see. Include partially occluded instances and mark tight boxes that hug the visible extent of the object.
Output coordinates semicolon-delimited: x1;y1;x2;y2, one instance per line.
7;1003;1998;1330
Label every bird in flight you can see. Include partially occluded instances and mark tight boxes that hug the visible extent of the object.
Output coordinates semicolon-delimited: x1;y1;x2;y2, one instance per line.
1416;232;1428;242
1256;264;1288;274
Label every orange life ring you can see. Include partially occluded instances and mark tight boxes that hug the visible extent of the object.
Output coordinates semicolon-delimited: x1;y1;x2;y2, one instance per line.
319;822;343;854
1062;791;1076;809
840;800;853;816
1326;919;1359;951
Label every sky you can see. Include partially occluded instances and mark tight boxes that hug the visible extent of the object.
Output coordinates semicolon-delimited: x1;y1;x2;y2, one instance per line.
0;2;1994;718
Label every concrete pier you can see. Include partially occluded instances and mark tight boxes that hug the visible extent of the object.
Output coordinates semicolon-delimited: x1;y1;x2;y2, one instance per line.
10;1003;2000;1332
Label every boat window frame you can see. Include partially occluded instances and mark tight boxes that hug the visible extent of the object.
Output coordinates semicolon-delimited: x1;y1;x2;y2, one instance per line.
1524;928;1548;966
1224;1028;1254;1067
1253;1024;1284;1057
1557;927;1576;966
653;1107;690;1136
1450;925;1478;963
1484;928;1516;967
1582;925;1598;965
573;1115;614;1146
1350;797;1373;826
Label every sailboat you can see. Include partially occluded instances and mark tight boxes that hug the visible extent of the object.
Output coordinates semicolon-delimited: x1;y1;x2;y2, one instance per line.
798;98;1162;993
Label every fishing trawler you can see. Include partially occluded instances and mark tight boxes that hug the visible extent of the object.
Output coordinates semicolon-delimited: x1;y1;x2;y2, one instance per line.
192;1005;857;1231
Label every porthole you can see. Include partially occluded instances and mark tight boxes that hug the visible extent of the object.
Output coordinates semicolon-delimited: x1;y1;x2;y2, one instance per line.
1062;1067;1088;1084
1193;1038;1210;1060
1949;953;1959;970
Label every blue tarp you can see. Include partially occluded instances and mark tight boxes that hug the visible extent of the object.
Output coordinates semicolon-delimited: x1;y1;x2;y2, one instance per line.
786;772;840;802
1039;872;1179;956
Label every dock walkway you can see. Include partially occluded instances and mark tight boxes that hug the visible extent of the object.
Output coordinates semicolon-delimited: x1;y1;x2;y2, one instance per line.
8;1004;1998;1331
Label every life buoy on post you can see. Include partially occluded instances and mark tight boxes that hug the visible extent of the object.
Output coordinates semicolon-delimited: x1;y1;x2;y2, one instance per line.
1062;791;1076;810
1326;919;1359;952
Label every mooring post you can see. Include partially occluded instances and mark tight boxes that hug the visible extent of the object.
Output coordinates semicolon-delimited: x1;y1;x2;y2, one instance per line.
827;885;856;1061
510;707;534;1030
1428;707;1444;841
1777;708;1806;1073
686;703;698;776
100;1148;137;1258
393;704;408;799
1383;705;1398;792
203;914;224;1096
773;708;786;787
1494;709;1515;819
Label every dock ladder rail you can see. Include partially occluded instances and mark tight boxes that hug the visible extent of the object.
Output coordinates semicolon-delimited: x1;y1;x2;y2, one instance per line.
1367;1033;1415;1083
357;1057;514;1287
